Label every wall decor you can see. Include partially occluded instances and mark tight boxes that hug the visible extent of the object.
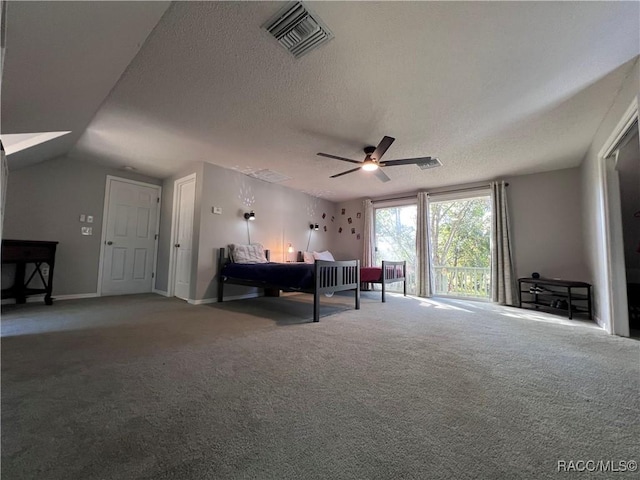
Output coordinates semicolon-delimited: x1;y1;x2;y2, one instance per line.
348;217;352;224
339;227;342;233
323;225;327;231
356;212;361;219
351;228;355;234
331;216;335;222
341;208;345;215
356;233;361;240
322;213;326;219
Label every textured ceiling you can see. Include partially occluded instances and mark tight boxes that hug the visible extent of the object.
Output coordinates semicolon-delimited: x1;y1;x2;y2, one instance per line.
2;1;639;201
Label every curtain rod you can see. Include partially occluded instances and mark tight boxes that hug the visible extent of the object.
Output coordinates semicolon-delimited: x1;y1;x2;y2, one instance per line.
372;182;509;203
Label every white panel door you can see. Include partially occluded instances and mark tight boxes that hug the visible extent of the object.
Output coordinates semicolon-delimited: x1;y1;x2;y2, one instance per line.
101;179;160;296
173;177;195;300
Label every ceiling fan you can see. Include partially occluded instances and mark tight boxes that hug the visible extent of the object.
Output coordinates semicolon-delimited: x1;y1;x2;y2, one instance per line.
317;136;439;183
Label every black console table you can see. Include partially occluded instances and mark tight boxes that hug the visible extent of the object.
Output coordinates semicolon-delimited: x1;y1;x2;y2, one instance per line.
1;240;58;305
518;277;592;320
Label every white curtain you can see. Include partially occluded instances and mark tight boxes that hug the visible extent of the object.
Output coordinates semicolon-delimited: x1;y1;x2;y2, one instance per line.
416;192;433;297
362;199;375;267
491;181;516;305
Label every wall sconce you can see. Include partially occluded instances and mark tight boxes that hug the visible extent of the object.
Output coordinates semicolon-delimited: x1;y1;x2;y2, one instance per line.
310;223;319;230
244;211;256;221
287;243;294;254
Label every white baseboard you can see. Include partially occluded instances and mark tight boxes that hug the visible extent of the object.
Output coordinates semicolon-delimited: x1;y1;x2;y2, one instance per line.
1;292;98;305
188;292;262;305
152;289;170;297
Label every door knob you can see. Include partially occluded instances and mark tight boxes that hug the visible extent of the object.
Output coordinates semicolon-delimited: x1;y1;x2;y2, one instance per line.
107;241;113;245
174;243;180;248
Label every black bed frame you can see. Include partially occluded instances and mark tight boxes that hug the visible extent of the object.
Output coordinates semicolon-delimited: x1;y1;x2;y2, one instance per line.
372;260;407;303
217;248;360;322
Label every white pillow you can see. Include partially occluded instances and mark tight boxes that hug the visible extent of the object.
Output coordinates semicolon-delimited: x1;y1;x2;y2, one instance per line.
229;243;268;264
303;251;315;264
313;250;335;261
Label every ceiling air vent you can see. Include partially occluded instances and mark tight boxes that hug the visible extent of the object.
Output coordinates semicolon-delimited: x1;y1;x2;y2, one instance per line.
417;158;443;170
263;2;333;59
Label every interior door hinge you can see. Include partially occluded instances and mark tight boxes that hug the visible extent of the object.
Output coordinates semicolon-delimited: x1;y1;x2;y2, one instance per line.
155;234;158;240
157;197;160;203
152;272;155;278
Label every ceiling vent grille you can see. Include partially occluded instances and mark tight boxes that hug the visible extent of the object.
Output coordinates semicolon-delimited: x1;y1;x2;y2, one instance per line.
417;158;443;170
263;2;333;59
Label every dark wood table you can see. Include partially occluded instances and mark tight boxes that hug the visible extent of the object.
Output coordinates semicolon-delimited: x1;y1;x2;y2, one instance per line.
2;239;58;305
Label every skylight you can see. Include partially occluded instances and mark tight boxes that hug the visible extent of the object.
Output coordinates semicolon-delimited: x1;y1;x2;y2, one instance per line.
0;131;71;155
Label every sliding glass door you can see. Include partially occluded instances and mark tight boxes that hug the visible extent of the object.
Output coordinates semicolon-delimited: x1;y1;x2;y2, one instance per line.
374;204;417;294
429;194;491;299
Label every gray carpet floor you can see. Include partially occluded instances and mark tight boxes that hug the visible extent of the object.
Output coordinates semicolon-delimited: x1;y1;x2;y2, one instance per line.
2;292;638;479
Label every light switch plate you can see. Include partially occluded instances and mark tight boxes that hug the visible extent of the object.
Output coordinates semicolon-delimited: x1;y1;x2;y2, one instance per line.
87;215;94;223
81;227;93;236
79;214;86;222
212;206;222;215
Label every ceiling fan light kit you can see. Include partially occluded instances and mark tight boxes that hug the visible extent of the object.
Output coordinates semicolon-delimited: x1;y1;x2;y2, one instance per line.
318;136;439;182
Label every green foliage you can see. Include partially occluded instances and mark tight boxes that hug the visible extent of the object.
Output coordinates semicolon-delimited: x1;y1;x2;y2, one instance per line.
429;197;491;268
373;197;491;298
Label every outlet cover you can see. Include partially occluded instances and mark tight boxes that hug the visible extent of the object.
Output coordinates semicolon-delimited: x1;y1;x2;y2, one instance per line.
81;227;93;236
212;206;222;215
79;214;86;222
87;215;94;223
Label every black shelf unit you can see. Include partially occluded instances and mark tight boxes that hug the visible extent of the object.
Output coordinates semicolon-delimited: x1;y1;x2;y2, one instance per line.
518;277;592;320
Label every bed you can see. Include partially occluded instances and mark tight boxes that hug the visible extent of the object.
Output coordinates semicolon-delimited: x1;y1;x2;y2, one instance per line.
217;247;360;322
295;252;406;303
361;261;407;302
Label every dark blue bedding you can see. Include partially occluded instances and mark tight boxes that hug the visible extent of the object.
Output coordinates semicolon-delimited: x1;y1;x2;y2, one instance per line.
221;262;315;290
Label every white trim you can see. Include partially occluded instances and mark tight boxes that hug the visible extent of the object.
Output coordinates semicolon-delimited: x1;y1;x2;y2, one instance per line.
599;97;639;159
1;292;98;305
168;173;197;299
188;292;262;305
97;175;162;297
597;97;637;336
152;289;170;297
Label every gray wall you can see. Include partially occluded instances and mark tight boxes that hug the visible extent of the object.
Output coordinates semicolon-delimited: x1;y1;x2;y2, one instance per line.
3;155;161;296
506;167;587;281
333;169;589;289
331;198;366;262
155;162;337;302
580;59;639;331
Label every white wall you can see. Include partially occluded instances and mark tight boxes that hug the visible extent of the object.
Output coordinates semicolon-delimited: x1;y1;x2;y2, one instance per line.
580;58;639;333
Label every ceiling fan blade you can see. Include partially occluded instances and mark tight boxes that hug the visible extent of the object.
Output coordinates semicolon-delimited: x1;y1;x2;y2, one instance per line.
373;168;391;183
371;136;395;161
317;152;362;164
330;166;362;178
381;157;433;167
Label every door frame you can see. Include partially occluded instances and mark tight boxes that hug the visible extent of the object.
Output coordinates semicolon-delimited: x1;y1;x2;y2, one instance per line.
598;97;637;336
97;175;162;296
167;173;196;299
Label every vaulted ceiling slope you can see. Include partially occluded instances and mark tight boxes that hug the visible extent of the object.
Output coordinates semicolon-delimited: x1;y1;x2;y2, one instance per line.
2;1;639;202
1;1;170;168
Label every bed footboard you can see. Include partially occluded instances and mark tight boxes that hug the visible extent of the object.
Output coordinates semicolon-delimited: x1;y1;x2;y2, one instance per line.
381;260;407;303
313;259;360;322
